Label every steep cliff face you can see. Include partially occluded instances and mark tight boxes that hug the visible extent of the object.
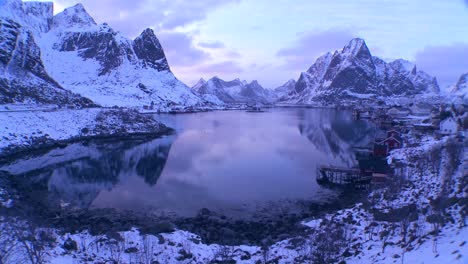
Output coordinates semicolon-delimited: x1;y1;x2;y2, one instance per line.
0;18;93;106
133;28;170;72
282;38;440;104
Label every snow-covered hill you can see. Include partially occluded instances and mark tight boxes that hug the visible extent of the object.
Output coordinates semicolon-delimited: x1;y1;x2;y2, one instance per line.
0;0;204;109
281;38;440;104
192;76;276;104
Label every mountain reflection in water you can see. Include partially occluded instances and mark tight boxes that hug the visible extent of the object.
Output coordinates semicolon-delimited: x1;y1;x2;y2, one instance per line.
1;108;377;218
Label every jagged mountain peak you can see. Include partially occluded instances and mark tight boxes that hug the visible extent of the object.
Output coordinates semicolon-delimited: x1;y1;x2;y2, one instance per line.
139;28;157;38
281;37;440;104
389;59;417;73
249;80;260;86
192;78;207;92
341;38;372;60
52;3;96;30
133;27;169;72
194;76;275;104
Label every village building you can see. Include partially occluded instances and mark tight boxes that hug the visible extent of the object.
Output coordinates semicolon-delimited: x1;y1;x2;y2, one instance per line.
439;117;459;135
386;129;400;138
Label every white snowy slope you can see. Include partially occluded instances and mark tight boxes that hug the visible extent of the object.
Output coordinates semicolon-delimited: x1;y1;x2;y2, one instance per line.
282;38;440;104
193;76;276;104
1;0;205;109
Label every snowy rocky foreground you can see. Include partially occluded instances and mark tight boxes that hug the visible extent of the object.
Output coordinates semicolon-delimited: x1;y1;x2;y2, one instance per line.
0;108;171;157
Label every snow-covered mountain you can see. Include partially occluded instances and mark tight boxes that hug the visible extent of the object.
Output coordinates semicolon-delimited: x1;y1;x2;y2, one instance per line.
192;78;207;91
0;1;93;106
0;0;203;109
192;76;276;104
281;38;440;104
274;79;296;99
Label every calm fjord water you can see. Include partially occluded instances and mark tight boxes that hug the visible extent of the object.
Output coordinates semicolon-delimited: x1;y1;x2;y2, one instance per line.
2;108;376;218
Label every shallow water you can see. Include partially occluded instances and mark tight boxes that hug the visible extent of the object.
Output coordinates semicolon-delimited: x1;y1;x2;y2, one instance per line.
1;108;377;219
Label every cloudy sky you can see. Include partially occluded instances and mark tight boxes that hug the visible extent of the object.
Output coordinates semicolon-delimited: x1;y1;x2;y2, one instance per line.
27;0;468;89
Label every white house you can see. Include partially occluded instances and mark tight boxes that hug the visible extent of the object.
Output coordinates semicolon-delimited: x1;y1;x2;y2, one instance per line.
439;117;458;135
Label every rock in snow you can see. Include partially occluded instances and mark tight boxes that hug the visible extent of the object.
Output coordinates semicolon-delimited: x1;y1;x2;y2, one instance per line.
281;38;440;104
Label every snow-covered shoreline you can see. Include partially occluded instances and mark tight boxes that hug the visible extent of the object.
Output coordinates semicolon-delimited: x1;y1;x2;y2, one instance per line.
0;108;172;159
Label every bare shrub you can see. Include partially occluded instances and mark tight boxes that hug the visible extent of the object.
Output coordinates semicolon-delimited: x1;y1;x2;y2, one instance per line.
308;219;349;264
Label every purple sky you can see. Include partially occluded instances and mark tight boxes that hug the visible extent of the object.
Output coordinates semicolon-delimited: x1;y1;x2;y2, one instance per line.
27;0;468;89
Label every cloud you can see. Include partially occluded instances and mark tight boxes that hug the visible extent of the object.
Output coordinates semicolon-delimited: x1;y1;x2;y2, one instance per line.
198;41;225;49
50;0;238;37
414;43;468;88
196;61;244;75
226;51;242;59
157;31;211;67
276;29;356;70
160;0;239;30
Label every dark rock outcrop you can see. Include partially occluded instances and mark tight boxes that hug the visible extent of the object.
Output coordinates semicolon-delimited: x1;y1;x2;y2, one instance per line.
133;28;170;72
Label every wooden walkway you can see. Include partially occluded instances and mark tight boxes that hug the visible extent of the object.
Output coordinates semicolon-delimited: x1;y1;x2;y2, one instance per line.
316;165;372;189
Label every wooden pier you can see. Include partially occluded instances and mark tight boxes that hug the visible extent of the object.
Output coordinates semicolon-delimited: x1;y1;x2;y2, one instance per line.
316;165;372;189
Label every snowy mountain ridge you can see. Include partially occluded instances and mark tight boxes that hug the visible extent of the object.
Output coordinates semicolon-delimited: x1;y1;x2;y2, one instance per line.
281;38;440;104
0;0;203;109
192;76;276;104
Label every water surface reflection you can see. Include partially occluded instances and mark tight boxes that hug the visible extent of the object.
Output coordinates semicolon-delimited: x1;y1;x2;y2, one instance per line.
1;108;377;218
